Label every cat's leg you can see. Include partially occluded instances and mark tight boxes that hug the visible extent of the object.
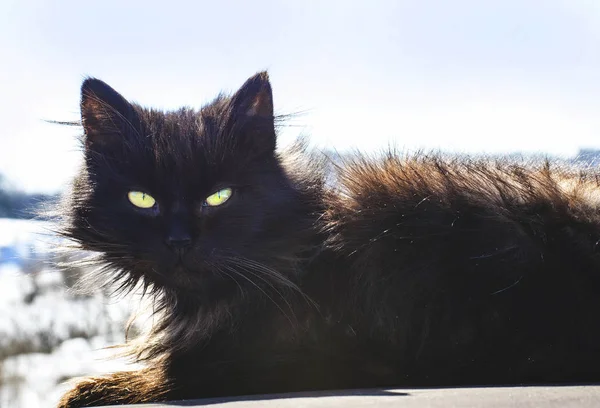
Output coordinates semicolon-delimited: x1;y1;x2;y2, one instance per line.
57;367;170;408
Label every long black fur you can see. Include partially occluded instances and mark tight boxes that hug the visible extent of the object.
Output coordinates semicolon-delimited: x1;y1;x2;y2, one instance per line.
57;73;600;407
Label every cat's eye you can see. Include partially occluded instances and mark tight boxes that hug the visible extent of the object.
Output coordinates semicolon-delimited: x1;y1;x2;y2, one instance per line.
128;191;156;209
204;188;232;207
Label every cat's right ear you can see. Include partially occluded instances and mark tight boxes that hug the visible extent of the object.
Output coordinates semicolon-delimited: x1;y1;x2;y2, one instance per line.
225;72;276;156
80;78;136;149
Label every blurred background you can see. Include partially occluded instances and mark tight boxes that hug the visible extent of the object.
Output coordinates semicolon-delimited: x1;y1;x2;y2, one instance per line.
2;0;600;406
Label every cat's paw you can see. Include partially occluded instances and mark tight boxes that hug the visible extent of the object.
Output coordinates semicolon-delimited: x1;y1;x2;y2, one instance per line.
57;369;168;407
57;377;111;408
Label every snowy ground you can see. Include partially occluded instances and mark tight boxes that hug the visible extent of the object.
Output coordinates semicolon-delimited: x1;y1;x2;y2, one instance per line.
0;218;141;408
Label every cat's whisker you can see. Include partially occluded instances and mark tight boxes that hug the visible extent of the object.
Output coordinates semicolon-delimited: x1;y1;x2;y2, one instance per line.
222;265;296;328
230;263;297;321
211;263;245;300
223;255;297;289
224;255;319;310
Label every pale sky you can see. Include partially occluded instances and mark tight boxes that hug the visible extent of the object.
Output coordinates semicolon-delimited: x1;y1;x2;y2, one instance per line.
2;0;600;193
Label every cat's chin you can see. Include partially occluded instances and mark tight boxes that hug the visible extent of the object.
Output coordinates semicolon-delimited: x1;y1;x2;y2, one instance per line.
145;264;240;301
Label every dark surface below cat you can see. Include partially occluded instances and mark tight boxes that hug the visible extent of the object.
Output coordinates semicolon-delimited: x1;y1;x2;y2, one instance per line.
57;72;600;407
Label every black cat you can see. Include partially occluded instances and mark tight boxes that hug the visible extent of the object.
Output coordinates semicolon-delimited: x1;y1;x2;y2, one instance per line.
58;72;600;407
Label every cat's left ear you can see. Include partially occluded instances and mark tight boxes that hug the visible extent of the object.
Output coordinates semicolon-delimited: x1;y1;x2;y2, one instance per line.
227;71;276;154
80;78;138;151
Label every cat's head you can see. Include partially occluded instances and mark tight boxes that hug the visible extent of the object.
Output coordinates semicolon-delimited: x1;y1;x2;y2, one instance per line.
61;72;321;306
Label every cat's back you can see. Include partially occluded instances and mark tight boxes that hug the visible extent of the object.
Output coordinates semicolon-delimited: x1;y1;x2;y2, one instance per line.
317;152;600;384
324;152;600;265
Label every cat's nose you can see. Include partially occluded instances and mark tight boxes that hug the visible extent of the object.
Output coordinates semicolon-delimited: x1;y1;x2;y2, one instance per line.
165;235;192;252
165;217;192;252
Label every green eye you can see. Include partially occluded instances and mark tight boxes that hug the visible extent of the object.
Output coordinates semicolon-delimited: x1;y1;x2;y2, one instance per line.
204;188;232;207
128;191;156;209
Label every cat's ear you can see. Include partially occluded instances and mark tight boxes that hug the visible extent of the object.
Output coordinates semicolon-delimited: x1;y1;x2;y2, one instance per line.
80;78;137;149
230;72;274;118
227;71;276;154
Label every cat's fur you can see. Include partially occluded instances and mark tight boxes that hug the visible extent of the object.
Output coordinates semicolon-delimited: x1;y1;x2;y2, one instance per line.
57;73;600;407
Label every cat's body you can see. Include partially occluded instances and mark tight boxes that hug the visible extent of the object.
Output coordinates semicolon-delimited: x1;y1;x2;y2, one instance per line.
58;73;600;407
